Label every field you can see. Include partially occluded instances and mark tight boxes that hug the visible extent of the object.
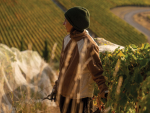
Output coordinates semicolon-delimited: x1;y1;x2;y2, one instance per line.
0;0;67;61
0;0;150;61
57;0;150;46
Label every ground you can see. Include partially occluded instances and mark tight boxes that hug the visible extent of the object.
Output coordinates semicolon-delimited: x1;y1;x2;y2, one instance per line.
134;11;150;31
48;106;60;113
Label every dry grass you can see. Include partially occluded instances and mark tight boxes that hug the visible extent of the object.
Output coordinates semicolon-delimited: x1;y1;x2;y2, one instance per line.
0;40;124;113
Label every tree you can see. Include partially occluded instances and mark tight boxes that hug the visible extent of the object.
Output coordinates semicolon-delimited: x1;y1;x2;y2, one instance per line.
20;36;24;51
42;39;50;62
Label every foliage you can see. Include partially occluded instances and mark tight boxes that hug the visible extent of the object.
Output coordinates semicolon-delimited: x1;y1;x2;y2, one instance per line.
12;87;48;113
94;43;150;112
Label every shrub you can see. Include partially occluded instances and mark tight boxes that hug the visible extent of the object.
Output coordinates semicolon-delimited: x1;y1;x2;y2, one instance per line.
95;43;150;112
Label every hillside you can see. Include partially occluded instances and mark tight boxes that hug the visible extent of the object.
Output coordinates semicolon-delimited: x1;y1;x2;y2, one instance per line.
57;0;150;46
0;0;66;61
0;0;150;61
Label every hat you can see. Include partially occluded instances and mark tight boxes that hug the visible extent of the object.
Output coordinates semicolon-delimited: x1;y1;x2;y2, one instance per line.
64;6;90;31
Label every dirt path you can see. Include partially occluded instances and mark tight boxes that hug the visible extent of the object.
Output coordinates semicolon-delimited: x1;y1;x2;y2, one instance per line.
111;6;150;42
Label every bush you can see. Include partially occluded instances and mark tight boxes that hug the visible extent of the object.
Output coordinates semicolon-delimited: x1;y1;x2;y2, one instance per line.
95;43;150;113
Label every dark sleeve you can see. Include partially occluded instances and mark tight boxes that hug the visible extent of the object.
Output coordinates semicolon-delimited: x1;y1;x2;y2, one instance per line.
87;45;108;98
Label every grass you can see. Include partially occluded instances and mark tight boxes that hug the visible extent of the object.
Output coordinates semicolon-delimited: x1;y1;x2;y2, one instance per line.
0;43;58;113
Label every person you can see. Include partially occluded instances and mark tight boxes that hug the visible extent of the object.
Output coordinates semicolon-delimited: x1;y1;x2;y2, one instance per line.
49;6;108;113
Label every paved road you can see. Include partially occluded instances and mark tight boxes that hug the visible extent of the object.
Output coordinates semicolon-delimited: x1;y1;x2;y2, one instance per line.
124;8;150;42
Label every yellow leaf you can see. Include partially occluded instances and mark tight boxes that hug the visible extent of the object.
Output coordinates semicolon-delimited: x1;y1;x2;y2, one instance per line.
117;51;125;57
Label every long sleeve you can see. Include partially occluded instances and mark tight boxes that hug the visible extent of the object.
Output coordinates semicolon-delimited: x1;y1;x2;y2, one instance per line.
87;45;108;98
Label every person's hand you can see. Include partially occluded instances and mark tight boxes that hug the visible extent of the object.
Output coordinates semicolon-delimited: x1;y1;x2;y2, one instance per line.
43;89;57;101
49;89;57;101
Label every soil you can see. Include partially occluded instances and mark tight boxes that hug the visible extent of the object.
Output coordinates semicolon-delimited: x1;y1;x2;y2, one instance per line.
134;11;150;31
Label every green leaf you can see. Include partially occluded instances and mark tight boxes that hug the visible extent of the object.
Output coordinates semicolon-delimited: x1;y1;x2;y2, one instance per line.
132;53;137;60
119;94;127;107
138;58;144;60
139;59;149;69
146;71;150;76
134;68;143;83
130;44;137;49
144;43;150;49
123;78;131;91
144;109;150;113
135;74;143;84
130;85;138;101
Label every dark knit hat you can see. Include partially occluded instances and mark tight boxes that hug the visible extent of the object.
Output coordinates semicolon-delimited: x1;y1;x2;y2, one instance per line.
64;6;90;31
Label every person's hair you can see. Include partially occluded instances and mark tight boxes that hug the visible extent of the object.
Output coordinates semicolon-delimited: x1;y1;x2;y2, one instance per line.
70;27;84;34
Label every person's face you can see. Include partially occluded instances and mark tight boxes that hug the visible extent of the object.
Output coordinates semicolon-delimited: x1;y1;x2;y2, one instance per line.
63;19;73;33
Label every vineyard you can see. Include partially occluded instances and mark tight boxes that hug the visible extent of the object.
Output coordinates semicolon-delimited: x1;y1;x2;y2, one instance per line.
0;0;150;61
57;0;150;46
0;0;67;61
96;43;150;113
